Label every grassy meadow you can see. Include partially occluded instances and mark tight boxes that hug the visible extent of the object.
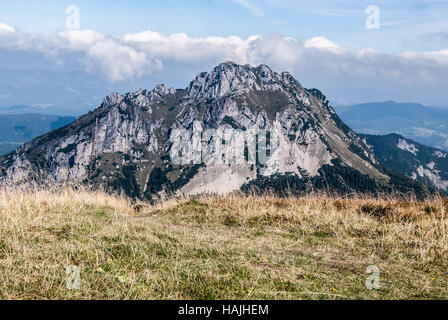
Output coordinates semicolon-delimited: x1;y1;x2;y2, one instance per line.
0;188;447;299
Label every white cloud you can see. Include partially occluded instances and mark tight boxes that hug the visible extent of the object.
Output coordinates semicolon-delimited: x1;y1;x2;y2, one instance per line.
245;34;304;71
400;49;448;62
304;36;345;54
85;39;162;82
1;23;448;105
123;31;253;64
122;30;163;43
57;30;105;51
424;49;448;65
0;22;16;33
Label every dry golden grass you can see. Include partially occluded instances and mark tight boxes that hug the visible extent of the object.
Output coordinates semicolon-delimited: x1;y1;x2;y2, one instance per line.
0;188;447;299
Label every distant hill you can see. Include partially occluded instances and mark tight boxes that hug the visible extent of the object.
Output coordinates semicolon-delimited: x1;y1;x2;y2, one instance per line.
363;133;448;192
0;114;76;155
0;104;74;116
335;101;448;151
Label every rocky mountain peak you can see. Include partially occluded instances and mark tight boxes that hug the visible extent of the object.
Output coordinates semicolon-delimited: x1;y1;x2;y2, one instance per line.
101;84;177;110
153;84;176;96
186;61;291;101
102;92;123;108
0;61;433;199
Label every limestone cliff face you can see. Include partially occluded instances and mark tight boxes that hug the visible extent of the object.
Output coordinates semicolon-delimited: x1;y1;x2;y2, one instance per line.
362;133;448;192
0;62;426;198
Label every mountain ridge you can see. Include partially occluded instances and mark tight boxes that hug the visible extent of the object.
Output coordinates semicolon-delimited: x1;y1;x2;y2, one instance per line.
362;133;448;193
0;62;433;199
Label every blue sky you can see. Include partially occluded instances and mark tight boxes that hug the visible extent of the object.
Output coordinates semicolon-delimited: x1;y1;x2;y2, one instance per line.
1;0;447;52
0;0;448;114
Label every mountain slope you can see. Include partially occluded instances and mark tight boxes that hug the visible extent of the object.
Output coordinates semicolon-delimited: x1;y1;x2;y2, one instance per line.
336;101;448;151
362;133;448;192
0;62;431;198
0;114;75;155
